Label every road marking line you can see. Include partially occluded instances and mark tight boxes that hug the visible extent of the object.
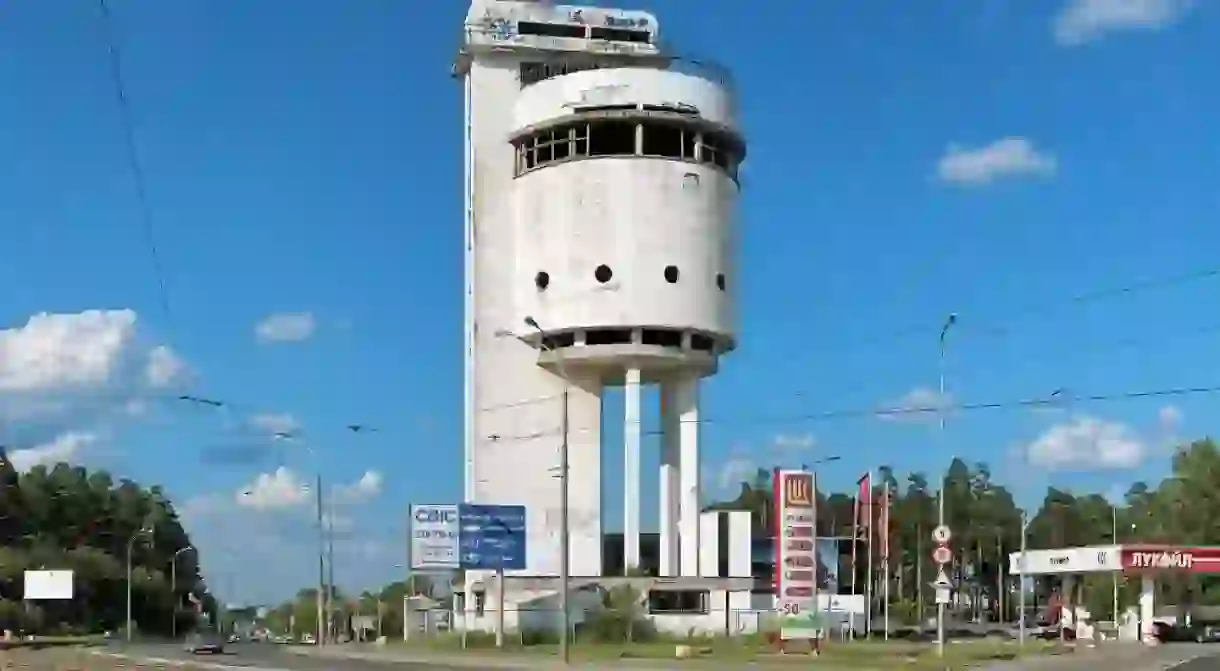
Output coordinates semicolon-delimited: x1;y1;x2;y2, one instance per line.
89;650;295;671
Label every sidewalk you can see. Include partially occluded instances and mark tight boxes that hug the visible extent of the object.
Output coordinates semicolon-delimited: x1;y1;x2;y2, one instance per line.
971;642;1211;671
287;641;1214;671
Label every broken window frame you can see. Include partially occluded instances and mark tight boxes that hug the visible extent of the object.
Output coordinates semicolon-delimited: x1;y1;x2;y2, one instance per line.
513;116;742;180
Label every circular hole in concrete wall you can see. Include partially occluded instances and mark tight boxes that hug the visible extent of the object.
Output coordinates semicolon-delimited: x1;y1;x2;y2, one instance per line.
534;271;550;291
716;273;726;291
595;265;613;284
664;266;679;284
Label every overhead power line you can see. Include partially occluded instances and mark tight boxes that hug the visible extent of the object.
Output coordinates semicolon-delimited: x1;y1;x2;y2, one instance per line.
829;264;1220;353
96;0;176;336
483;382;1220;444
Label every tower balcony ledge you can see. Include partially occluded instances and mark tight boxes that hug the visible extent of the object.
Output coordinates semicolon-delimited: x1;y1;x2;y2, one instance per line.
538;343;716;385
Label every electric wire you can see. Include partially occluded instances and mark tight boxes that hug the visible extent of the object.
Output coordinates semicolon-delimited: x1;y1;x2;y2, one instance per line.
472;264;1220;417
822;263;1220;353
482;382;1220;443
96;0;176;336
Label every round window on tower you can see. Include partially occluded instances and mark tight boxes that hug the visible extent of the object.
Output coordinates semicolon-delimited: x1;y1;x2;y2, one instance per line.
664;266;680;284
534;271;550;291
594;265;613;284
716;273;726;291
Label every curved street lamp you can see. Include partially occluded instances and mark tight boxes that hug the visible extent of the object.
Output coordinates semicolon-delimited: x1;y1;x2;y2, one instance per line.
171;545;197;639
126;525;154;642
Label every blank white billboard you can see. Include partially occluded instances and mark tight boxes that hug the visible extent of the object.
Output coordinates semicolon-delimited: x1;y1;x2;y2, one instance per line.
23;570;74;600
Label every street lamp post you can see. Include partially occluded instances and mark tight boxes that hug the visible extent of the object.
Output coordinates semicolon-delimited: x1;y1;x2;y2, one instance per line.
504;316;572;665
126;526;153;642
936;313;956;659
171;546;196;639
178;396;327;647
526;317;571;665
1018;509;1028;648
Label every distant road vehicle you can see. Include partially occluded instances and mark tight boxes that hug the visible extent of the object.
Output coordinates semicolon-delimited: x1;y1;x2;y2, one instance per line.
184;629;225;654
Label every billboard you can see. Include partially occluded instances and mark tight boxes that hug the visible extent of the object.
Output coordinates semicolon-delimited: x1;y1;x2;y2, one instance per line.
23;570;73;600
773;470;816;615
410;504;459;570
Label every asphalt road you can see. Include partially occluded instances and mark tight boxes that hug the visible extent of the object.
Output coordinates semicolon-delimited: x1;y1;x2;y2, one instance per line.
1171;650;1220;670
18;641;1218;671
93;643;472;670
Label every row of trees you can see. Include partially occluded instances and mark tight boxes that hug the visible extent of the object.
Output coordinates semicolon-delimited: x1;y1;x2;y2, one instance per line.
0;449;215;634
709;437;1220;620
262;438;1220;629
259;577;439;640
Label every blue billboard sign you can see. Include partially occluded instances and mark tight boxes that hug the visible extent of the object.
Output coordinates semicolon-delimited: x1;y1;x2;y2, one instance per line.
458;504;526;571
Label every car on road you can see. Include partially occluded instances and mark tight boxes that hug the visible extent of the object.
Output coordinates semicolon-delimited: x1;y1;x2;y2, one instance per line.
1151;621;1220;643
184;628;226;654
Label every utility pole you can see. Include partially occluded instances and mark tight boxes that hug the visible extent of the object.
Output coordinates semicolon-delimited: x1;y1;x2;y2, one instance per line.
327;489;336;642
519;316;571;665
916;523;924;629
1111;507;1119;624
125;525;152;642
936;313;956;658
315;472;326;645
1018;510;1028;648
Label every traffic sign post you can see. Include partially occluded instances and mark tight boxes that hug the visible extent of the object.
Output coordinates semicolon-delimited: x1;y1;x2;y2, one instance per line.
458;504;527;570
931;570;953;606
457;504;526;649
932;545;952;565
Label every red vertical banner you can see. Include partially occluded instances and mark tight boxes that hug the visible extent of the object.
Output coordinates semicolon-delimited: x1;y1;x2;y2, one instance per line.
850;479;860;601
856;473;872;538
880;487;891;561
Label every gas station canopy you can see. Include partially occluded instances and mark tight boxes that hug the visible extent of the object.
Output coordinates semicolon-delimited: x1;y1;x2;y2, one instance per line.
1010;545;1220;575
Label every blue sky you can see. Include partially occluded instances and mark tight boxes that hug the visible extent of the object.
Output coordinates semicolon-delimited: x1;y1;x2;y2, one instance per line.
0;0;1215;603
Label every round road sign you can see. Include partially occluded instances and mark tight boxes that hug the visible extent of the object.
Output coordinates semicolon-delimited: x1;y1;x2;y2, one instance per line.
932;525;952;544
932;545;953;565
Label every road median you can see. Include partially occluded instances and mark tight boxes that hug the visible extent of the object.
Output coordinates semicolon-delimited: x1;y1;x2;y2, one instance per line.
0;636;103;650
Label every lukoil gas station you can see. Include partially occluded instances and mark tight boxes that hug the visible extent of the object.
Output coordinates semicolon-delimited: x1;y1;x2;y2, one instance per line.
1010;543;1220;641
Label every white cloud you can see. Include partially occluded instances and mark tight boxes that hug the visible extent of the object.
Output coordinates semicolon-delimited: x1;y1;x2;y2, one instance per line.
249;412;300;436
714;457;756;493
878;387;953;423
1025;415;1145;470
936;137;1057;186
6;431;98;472
236;466;310;511
0;310;187;426
334;470;384;504
773;433;815;452
236;467;383;511
145;345;187;388
1158;405;1183;433
255;312;316;344
1053;0;1195;45
0;310;136;393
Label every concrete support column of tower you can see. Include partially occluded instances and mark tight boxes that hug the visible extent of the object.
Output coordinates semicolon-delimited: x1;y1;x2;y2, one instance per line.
1139;575;1155;640
659;382;680;577
676;376;701;577
623;367;642;572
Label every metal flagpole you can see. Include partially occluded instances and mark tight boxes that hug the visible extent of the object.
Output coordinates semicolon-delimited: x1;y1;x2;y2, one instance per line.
866;471;873;638
883;485;890;641
850;485;859;640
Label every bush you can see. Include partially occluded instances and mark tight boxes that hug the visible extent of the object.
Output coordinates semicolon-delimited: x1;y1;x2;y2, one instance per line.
581;584;656;644
583;606;657;644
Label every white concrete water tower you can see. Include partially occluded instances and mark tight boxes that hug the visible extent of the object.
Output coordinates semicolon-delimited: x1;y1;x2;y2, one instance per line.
457;0;745;583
